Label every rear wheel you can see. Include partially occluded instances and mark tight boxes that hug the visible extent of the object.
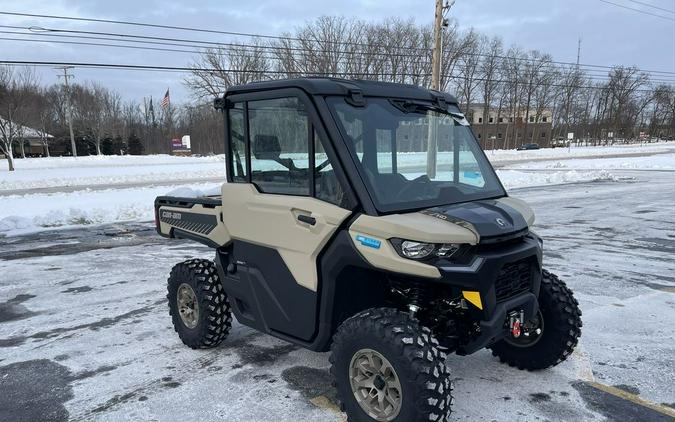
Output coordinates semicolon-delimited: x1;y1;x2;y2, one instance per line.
489;269;582;370
330;308;452;422
167;259;232;349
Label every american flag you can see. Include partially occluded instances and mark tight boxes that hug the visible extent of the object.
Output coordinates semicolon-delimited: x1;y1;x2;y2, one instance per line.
160;88;170;109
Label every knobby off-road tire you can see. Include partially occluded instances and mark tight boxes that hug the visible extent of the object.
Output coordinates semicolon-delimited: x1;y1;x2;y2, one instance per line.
167;259;232;349
330;308;453;422
489;269;582;370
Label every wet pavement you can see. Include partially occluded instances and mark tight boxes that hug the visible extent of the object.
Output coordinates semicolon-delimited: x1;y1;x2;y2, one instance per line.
1;169;674;421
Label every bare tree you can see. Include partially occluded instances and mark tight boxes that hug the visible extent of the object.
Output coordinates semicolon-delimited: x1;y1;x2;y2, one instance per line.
0;66;39;170
477;36;503;146
455;34;482;112
186;38;270;99
605;67;650;141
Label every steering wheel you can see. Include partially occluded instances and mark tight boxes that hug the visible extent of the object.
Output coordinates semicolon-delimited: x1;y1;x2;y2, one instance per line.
396;175;432;200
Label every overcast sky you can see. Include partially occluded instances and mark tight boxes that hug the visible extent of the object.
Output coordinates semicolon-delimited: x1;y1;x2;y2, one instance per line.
1;0;673;104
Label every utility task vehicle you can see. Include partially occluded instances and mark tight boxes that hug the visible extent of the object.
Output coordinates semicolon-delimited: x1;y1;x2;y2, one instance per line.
155;78;582;422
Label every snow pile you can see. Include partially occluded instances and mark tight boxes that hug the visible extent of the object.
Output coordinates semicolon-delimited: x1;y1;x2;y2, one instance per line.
2;153;225;171
510;153;675;171
164;186;221;198
0;216;33;232
0;155;226;191
498;169;618;190
0;183;220;236
486;142;674;164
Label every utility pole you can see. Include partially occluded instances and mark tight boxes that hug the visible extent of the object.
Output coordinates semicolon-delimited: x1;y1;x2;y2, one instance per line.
427;0;454;178
430;0;444;91
55;66;77;157
430;0;454;90
569;37;582;152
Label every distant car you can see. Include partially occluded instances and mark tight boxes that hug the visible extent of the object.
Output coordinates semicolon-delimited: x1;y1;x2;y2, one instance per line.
517;143;540;151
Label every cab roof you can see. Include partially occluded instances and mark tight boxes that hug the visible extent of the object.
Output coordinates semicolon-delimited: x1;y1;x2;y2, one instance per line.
225;77;458;104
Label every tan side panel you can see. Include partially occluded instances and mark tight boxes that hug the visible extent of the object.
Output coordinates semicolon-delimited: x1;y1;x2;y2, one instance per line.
350;213;478;245
158;204;231;246
221;183;351;291
497;197;535;226
348;229;441;279
348;212;478;279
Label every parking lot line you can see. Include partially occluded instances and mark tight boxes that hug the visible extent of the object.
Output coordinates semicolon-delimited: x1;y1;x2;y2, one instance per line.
586;381;675;419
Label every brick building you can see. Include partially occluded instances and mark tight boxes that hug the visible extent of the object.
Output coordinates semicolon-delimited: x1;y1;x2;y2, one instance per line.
465;104;554;149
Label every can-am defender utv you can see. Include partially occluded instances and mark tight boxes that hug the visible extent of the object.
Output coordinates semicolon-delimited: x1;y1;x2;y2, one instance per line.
155;78;582;422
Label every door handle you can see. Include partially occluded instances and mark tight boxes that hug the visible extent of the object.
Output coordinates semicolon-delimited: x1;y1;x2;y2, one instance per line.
297;214;316;226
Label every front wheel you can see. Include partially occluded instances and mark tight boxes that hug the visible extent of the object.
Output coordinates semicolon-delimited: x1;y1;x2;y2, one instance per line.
330;308;453;422
489;269;582;370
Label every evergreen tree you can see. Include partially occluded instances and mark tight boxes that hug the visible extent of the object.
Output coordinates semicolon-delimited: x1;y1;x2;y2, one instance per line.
112;136;126;155
127;134;144;155
100;137;115;155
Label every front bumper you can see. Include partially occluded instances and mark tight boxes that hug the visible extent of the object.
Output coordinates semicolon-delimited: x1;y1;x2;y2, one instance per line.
435;233;543;354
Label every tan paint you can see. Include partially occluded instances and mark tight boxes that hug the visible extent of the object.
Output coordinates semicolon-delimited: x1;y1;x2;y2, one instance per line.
158;202;231;246
220;183;351;291
348;212;478;279
350;212;478;244
349;228;441;278
497;196;535;226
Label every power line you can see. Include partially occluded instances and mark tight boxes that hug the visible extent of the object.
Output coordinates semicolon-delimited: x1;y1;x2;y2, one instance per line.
2;25;675;83
0;10;417;51
3;10;675;77
3;34;675;84
0;60;663;93
624;0;675;14
598;0;675;21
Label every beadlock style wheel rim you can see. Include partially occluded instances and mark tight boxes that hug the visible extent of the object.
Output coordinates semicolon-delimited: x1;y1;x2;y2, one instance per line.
177;283;199;329
349;349;403;421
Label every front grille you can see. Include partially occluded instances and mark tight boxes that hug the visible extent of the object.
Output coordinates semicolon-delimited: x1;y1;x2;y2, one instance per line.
494;259;532;302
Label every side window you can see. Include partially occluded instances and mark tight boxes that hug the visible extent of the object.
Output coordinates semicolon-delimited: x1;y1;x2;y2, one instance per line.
229;103;247;182
314;131;344;206
248;97;310;195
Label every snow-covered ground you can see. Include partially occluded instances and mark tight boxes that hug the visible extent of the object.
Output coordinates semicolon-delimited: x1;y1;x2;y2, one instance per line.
1;142;671;191
510;153;675;171
0;154;226;191
0;143;673;236
1;168;673;421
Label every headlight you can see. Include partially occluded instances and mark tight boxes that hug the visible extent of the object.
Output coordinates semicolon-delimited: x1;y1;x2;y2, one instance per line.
392;239;461;260
401;241;436;259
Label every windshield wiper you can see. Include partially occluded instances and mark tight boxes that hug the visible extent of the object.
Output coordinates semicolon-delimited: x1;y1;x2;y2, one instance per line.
389;99;448;115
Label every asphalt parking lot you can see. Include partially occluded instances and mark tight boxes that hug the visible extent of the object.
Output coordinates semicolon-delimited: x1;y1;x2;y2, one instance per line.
1;169;674;421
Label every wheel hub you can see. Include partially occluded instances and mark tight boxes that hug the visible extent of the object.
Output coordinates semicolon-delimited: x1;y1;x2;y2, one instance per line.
176;283;199;329
504;310;544;347
349;349;402;422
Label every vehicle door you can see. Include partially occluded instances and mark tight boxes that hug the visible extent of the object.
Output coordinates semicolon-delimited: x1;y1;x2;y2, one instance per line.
221;90;355;341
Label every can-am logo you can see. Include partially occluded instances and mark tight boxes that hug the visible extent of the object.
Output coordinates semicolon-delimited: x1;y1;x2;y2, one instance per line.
162;211;182;220
495;218;507;228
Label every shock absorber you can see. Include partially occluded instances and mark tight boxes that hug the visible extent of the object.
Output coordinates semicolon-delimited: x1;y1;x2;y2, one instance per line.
407;282;428;317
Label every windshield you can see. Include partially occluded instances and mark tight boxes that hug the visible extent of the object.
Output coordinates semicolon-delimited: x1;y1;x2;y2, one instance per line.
328;97;506;213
